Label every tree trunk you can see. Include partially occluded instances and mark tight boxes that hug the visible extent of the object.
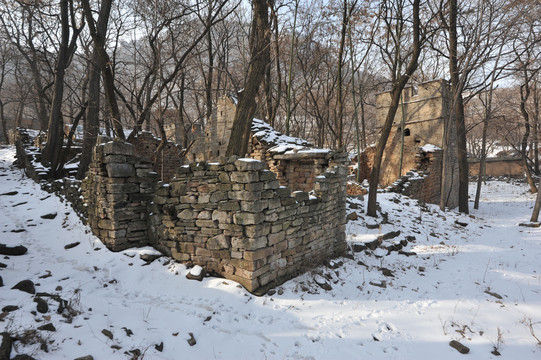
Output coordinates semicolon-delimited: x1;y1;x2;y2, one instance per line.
335;0;348;149
531;176;541;222
81;0;125;140
42;0;72;175
519;83;537;193
449;0;469;213
366;0;421;217
77;48;101;179
226;0;270;157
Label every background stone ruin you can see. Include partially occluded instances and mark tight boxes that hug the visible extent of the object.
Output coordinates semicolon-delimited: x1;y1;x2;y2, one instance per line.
357;79;459;208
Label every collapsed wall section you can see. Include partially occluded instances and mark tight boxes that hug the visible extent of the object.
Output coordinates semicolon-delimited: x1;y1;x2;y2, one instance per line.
150;158;347;292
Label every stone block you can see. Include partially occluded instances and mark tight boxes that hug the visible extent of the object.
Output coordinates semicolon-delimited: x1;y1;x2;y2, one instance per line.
259;170;276;181
231;171;259;184
103;140;134;156
218;201;240;211
104;154;126;164
195;219;217;228
228;190;261;201
264;180;280;190
106;163;135;178
171;182;187;197
207;234;230;250
244;182;264;192
268;231;285;245
244;247;273;261
212;210;231;223
210;191;228;202
234;159;266;171
240;200;268;213
233;212;264;225
245;223;271;238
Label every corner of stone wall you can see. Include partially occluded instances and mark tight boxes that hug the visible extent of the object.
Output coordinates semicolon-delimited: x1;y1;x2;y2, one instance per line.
150;156;348;293
82;139;158;251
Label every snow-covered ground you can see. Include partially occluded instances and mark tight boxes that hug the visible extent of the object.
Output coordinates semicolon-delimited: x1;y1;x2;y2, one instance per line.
1;145;540;359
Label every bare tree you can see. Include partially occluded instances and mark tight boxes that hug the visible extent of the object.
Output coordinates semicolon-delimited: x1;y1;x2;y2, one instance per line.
226;0;271;156
366;0;424;217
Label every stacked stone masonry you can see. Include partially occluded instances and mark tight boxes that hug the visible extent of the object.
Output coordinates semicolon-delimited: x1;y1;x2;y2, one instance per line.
82;140;158;251
83;140;347;293
129;131;183;183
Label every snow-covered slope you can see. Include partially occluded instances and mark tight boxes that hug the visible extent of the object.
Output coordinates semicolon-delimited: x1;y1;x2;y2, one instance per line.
0;145;540;359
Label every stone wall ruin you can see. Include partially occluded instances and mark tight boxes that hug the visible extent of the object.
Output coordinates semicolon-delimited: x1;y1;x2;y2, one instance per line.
359;79;459;208
82;138;347;293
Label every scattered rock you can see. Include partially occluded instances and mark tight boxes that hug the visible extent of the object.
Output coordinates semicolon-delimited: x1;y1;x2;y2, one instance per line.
37;323;56;332
484;290;503;299
381;268;395;277
267;289;276;296
128;349;141;358
1;332;13;360
2;305;18;312
314;275;332;291
0;276;3;287
398;250;417;257
12;355;37;360
519;222;541;228
491;347;501;356
74;356;94;360
454;220;468;227
369;280;387;289
366;223;380;230
39;271;52;279
33;297;49;313
154;342;164;352
186;265;206;281
40;212;57;220
352;244;367;252
346;212;358;221
64;242;80;250
0;191;18;196
327;260;343;269
187;333;196;346
10;229;26;233
449;340;470;354
0;262;6;268
382;230;401;240
101;329;113;340
140;253;162;264
12;280;35;294
122;327;133;337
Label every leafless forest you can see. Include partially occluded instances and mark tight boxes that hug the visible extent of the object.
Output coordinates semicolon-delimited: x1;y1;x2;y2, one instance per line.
0;0;540;211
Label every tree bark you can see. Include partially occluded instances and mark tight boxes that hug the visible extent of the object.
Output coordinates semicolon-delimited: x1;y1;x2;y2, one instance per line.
43;0;84;175
81;0;125;140
226;0;270;157
366;0;421;217
77;47;101;179
449;0;469;213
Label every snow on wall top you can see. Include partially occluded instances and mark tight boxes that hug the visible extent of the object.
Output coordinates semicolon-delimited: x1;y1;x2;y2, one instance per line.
251;118;331;155
421;144;442;152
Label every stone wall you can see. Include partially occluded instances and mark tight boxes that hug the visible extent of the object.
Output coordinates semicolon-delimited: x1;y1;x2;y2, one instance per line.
468;157;523;178
82;140;158;251
82;140;347;293
150;157;347;292
129;131;183;183
372;79;459;208
375;80;451;186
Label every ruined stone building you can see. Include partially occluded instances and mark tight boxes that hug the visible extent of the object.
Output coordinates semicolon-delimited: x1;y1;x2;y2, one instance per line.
363;79;459;208
76;96;348;293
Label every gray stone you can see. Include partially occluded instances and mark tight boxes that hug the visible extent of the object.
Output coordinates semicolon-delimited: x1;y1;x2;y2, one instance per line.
106;163;134;178
103;141;134;156
234;159;265;171
233;212;264;225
